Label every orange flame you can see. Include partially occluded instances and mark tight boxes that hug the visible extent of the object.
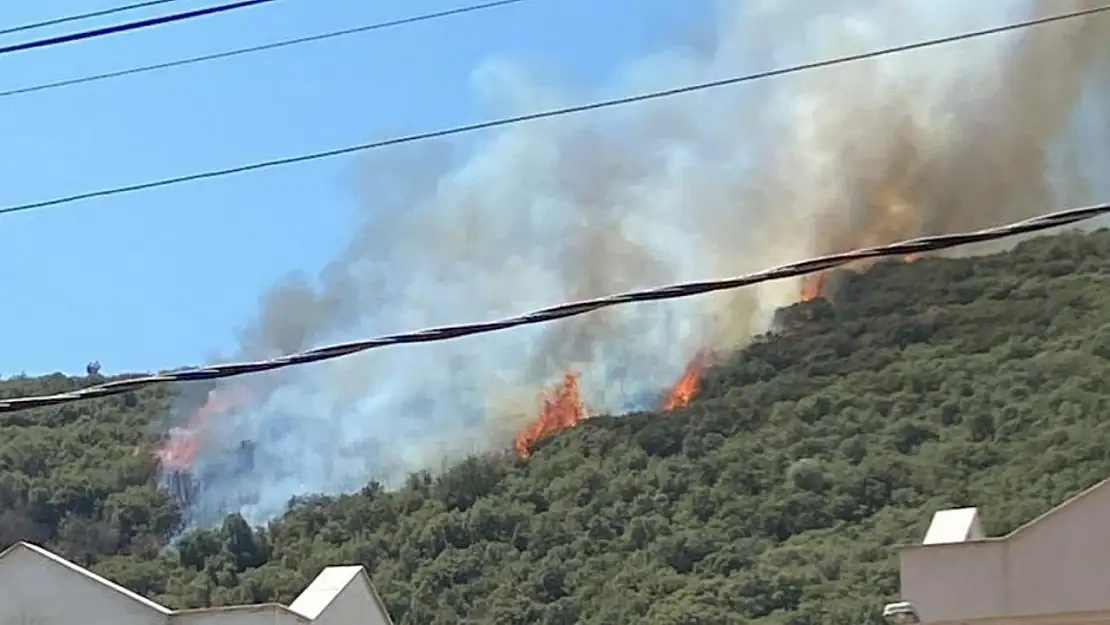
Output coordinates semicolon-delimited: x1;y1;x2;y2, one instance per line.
512;350;716;458
514;372;589;458
154;385;252;472
799;253;923;301
662;349;713;411
799;272;829;302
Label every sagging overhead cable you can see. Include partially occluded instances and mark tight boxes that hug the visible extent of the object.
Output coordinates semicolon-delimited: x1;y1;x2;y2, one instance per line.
0;1;186;37
0;202;1106;414
1;2;1107;218
0;0;284;57
0;0;538;101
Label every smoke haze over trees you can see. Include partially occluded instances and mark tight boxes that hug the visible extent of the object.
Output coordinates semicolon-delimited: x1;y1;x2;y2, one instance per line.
1;0;1109;622
2;230;1110;622
161;0;1110;528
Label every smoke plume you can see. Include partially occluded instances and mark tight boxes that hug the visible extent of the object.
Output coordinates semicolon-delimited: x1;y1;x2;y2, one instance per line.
168;0;1110;527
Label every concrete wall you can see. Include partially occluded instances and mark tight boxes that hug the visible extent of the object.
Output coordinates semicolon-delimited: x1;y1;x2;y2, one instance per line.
311;577;390;625
170;605;305;625
900;479;1110;624
0;542;389;625
0;546;166;625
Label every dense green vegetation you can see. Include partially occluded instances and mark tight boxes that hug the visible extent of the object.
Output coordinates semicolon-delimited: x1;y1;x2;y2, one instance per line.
3;230;1110;624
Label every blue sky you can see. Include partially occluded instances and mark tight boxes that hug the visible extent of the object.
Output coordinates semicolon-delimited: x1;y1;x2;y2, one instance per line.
0;0;712;377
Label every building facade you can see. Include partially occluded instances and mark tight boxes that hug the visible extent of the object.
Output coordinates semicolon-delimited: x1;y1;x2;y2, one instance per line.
0;542;394;625
896;478;1110;625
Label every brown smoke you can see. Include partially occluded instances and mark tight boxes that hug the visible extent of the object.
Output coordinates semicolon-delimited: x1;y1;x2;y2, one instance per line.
177;0;1110;526
804;0;1110;266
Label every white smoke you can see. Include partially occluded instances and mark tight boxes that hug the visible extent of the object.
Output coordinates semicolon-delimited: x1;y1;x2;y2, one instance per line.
171;0;1110;527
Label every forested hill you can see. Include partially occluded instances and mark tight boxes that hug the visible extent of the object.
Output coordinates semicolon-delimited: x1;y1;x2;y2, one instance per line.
4;229;1110;624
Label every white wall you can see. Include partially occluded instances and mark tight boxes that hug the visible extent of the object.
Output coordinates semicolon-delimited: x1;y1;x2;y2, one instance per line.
0;547;166;625
0;545;384;625
311;577;390;625
170;605;305;625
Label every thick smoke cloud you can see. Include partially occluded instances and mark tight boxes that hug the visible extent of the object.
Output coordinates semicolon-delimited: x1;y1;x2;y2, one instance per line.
171;0;1110;527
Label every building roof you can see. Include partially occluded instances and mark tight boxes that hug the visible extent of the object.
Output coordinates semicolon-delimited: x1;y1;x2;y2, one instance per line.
905;475;1110;550
289;564;395;624
0;541;173;615
289;565;363;619
170;603;310;623
897;476;1110;623
0;540;392;623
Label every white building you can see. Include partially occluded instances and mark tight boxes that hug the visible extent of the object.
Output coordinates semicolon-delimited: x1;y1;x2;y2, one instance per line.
0;541;394;625
896;477;1110;625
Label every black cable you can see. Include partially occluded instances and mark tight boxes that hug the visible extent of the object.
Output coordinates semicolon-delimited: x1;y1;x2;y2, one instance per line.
0;1;184;37
0;0;535;100
1;202;1106;413
1;2;1106;218
0;0;283;56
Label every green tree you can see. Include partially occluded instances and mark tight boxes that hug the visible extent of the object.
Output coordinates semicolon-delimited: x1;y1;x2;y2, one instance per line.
3;230;1110;622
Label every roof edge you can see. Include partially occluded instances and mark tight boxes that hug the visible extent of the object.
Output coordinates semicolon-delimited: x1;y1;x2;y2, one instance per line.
170;602;310;622
932;607;1110;625
5;541;173;615
898;476;1110;552
357;568;396;625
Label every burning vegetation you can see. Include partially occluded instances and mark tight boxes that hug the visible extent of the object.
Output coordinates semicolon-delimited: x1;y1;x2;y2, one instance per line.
662;348;714;412
513;348;717;457
153;199;1013;506
152;0;1110;523
798;179;932;303
155;386;252;506
155;386;251;471
798;252;927;302
159;348;723;490
157;242;925;494
513;372;588;458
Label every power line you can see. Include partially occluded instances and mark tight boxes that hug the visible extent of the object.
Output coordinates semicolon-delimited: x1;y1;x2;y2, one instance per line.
2;2;1107;218
1;202;1106;414
0;0;283;56
0;0;536;100
0;1;185;37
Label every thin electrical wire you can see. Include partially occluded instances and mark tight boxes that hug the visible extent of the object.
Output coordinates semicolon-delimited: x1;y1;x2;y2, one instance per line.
0;1;184;37
0;0;283;56
0;0;536;100
1;202;1106;414
1;2;1107;218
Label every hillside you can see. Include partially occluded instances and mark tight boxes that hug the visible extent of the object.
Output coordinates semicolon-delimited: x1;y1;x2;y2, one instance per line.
4;229;1110;624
